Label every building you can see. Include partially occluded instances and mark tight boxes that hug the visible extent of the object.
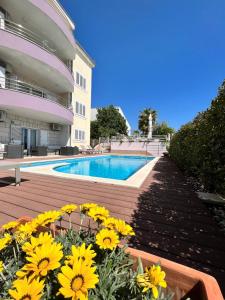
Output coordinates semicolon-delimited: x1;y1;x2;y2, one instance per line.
0;0;94;152
71;41;95;148
91;106;132;135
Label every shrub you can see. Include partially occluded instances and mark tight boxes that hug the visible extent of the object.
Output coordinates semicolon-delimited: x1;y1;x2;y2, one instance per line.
169;80;225;195
0;204;171;300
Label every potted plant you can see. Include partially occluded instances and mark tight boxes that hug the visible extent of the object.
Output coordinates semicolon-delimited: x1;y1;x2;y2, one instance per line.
0;204;223;300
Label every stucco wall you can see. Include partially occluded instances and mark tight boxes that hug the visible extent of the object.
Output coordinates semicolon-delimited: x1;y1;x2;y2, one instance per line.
71;49;93;148
110;141;167;157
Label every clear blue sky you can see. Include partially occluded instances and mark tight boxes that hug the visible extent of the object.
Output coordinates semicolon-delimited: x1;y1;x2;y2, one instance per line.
60;0;225;130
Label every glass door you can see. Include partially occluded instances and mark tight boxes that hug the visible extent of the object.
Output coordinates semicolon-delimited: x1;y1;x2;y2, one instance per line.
22;128;28;149
30;129;37;147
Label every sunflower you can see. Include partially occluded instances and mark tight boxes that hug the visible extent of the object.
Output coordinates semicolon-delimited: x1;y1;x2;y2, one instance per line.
0;233;12;251
22;232;54;255
103;217;118;230
0;260;3;273
61;204;77;215
58;260;99;300
25;242;63;277
88;206;109;223
136;265;167;298
115;219;135;236
2;220;19;231
66;243;96;266
8;277;44;300
95;229;119;250
80;203;98;215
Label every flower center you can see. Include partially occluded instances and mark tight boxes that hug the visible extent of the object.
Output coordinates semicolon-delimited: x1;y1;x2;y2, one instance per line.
78;256;86;261
38;258;50;269
20;295;31;300
71;275;84;291
43;218;52;224
103;237;112;245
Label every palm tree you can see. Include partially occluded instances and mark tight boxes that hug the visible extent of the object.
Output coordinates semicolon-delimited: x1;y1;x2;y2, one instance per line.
138;108;157;135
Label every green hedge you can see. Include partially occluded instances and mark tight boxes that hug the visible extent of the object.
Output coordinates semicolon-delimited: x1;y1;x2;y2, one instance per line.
169;80;225;195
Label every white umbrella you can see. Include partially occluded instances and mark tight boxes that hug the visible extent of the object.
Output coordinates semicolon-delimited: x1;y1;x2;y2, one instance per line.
148;113;153;139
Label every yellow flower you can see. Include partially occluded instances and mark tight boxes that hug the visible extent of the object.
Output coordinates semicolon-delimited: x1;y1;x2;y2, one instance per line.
115;219;135;236
80;203;98;215
88;206;109;223
66;243;96;266
25;242;63;277
136;265;167;298
15;221;37;244
96;229;119;250
2;220;19;231
34;210;63;227
61;204;77;215
58;260;99;300
103;217;118;230
0;233;12;251
22;232;54;255
0;260;3;272
8;277;44;300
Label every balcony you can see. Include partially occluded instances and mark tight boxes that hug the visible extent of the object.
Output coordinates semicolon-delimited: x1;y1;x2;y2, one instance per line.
1;0;75;60
0;18;74;93
0;77;73;125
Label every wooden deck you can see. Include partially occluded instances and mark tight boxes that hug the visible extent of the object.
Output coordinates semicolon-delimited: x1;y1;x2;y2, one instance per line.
0;157;224;295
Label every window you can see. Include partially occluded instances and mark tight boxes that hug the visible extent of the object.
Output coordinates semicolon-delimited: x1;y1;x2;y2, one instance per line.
75;129;85;141
76;72;86;90
75;101;86;117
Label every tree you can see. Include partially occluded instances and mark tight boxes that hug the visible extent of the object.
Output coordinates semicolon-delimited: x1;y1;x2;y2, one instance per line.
132;130;140;136
91;105;128;139
153;122;175;135
90;120;100;140
138;108;157;135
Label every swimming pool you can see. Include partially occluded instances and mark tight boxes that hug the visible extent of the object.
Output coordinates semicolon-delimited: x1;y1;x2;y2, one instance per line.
54;155;154;180
22;155;154;181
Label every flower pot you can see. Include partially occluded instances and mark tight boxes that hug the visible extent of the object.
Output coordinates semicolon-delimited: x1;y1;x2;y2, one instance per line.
127;247;223;300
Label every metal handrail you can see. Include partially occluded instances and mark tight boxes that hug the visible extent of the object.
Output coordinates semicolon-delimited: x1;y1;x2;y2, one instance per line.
0;18;73;74
0;76;72;111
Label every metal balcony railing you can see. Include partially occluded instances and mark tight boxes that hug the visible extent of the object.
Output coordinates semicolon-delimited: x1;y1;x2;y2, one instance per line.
0;76;72;111
0;18;73;74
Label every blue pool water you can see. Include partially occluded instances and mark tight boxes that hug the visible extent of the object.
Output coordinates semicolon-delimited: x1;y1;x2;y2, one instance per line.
55;155;153;180
23;155;154;180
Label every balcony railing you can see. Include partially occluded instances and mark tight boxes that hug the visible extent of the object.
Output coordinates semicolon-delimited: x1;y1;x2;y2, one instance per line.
0;76;72;111
0;18;73;74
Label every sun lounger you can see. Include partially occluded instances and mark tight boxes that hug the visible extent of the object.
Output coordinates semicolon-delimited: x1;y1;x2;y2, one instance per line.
0;161;28;185
80;145;98;155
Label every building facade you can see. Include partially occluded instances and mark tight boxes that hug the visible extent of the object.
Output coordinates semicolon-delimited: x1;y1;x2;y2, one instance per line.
0;0;94;152
91;106;132;135
71;42;95;148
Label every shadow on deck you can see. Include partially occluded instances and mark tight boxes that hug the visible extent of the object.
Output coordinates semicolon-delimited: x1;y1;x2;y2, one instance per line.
130;158;225;295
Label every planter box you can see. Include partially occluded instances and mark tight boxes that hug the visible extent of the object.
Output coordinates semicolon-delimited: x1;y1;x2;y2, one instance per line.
127;247;223;300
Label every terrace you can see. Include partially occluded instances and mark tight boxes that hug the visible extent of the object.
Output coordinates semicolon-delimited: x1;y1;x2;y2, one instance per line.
0;155;224;295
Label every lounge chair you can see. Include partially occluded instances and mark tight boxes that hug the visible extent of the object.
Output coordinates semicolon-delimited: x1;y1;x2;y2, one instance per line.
80;145;97;155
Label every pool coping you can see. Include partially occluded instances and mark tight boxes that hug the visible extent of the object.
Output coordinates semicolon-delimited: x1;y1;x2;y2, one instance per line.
20;155;159;188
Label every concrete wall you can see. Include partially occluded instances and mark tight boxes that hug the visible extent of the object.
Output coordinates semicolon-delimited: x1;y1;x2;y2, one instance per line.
110;141;167;157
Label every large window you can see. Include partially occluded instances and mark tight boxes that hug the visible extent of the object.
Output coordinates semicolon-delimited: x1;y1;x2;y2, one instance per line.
75;129;85;141
75;101;86;117
76;72;86;90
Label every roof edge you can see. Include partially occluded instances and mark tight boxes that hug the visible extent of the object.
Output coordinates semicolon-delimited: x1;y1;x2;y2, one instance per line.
75;40;95;68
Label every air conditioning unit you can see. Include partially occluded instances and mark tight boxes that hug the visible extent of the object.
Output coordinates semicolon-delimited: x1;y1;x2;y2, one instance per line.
0;110;7;122
50;123;62;131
